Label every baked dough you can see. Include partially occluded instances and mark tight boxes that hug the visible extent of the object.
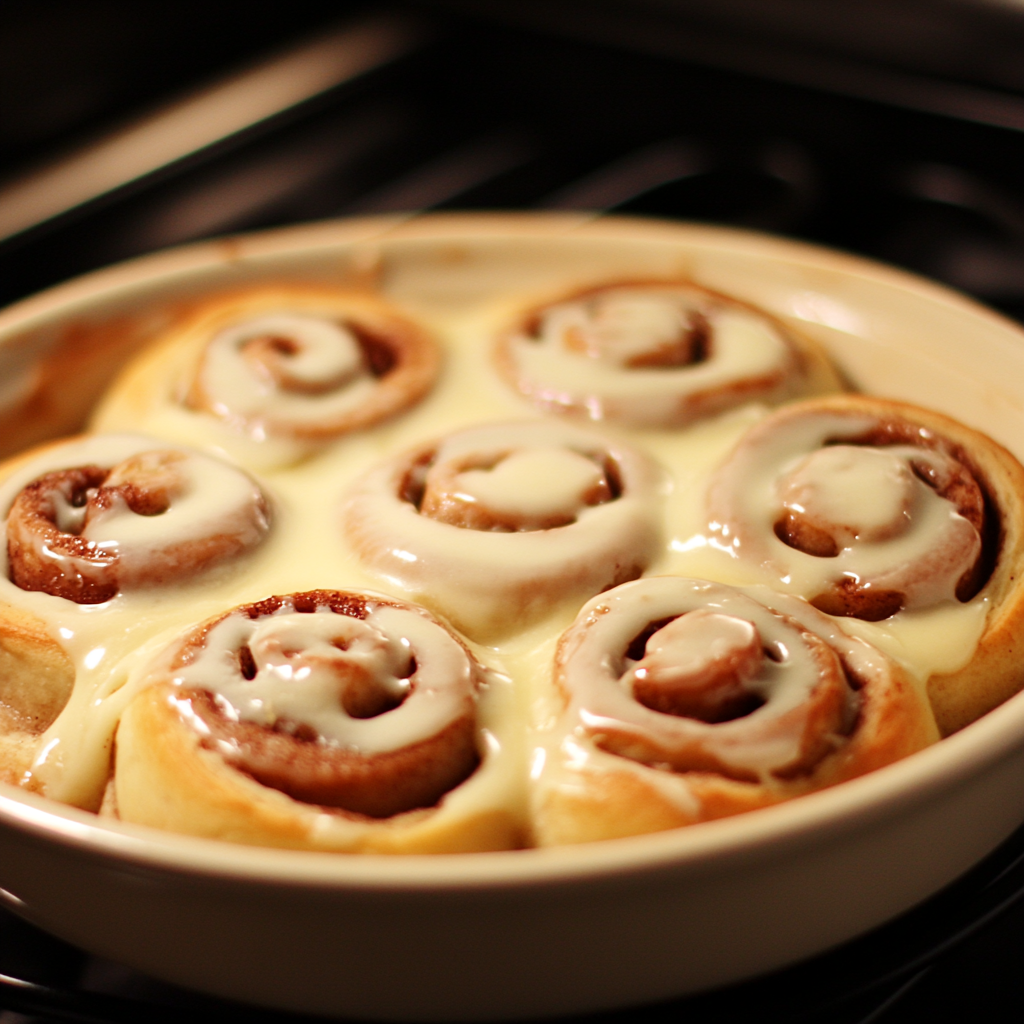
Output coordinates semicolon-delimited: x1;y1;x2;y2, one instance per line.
114;590;525;853
707;394;1024;733
341;419;662;639
4;442;269;604
532;577;938;846
93;285;441;469
0;601;74;785
2;264;1015;851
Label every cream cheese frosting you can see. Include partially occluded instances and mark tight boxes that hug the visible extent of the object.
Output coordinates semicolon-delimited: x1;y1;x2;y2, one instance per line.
0;277;997;846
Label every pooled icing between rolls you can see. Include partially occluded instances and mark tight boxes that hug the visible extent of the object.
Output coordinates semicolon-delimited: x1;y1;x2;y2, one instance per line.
0;281;995;838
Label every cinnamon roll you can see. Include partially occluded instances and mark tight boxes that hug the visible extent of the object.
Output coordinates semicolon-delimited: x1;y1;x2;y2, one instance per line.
706;395;1024;733
533;577;937;846
0;602;74;784
495;280;843;427
92;286;440;466
341;420;662;638
114;590;522;853
1;436;270;604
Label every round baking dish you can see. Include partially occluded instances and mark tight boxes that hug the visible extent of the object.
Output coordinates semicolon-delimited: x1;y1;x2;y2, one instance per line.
1;214;1024;1021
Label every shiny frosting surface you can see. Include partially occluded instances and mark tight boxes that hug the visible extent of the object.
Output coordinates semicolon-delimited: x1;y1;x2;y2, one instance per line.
0;265;992;842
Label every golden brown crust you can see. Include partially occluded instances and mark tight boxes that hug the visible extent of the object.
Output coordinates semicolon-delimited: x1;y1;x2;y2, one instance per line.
0;600;75;788
116;690;524;853
2;442;270;605
812;398;1024;735
0;601;74;736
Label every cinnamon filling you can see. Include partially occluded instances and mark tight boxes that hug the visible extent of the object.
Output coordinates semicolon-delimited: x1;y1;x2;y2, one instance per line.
533;291;713;370
560;579;860;784
498;279;804;429
184;304;440;446
627;611;767;723
8;464;129;604
186;688;479;818
603;609;852;780
239;320;397;397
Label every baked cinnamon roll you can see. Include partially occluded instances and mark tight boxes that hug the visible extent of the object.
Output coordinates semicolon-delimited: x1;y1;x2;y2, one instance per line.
341;420;662;638
1;436;270;604
533;577;937;845
114;590;521;852
706;395;1024;732
92;286;440;467
0;602;75;784
495;280;843;427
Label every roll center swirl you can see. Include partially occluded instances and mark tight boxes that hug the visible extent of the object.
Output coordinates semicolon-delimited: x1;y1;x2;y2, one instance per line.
240;325;366;395
707;404;992;621
626;611;767;723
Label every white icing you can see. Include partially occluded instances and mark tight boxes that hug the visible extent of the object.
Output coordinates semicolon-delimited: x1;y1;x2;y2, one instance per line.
82;450;269;585
0;435;274;806
778;446;915;543
708;413;982;609
539;290;692;365
626;611;762;696
503;286;796;425
8;283;996;834
195;314;378;434
560;577;848;777
5;443;269;595
173;603;474;755
452;447;606;521
341;420;661;637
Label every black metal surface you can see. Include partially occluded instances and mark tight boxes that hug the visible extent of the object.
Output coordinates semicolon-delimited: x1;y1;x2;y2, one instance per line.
2;4;1024;1021
6;6;1024;322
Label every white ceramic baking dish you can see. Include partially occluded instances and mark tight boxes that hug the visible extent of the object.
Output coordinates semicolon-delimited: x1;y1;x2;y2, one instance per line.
1;213;1024;1021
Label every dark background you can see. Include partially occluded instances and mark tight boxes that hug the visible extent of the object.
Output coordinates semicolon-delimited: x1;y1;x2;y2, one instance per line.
6;1;1024;321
